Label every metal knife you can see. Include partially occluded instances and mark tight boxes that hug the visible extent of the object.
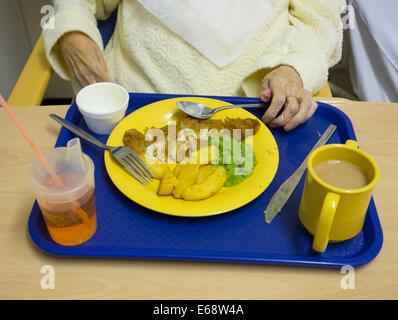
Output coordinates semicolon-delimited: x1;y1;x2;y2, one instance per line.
264;124;337;223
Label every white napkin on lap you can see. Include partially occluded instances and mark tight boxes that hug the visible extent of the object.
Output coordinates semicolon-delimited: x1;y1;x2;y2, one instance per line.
137;0;277;68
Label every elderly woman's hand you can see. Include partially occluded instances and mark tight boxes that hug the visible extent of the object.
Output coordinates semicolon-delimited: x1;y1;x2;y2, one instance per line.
260;65;318;131
58;31;111;88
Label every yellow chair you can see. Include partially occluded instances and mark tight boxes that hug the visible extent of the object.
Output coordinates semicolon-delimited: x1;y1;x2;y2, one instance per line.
7;36;332;106
8;36;53;107
316;82;333;98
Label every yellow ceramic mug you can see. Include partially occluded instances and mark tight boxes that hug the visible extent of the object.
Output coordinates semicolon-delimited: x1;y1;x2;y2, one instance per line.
298;140;379;253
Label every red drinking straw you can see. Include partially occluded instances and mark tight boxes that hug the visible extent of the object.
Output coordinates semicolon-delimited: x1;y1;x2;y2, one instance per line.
0;94;89;223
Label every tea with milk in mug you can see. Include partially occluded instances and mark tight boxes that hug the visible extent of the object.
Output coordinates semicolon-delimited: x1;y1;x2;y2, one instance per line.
313;160;369;189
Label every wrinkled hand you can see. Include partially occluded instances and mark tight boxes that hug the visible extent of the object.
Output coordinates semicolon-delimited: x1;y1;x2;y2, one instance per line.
260;65;318;131
58;31;111;88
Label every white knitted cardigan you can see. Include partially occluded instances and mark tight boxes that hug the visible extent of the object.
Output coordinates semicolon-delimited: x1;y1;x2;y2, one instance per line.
43;0;344;96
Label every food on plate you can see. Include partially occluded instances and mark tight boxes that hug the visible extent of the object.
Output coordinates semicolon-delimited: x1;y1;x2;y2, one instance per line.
122;112;260;200
179;116;201;133
200;119;225;131
182;166;227;201
180;144;219;165
123;128;148;154
225;117;260;141
157;170;179;196
172;164;199;198
210;135;258;187
196;164;217;183
155;163;227;200
122;115;260;161
146;162;170;179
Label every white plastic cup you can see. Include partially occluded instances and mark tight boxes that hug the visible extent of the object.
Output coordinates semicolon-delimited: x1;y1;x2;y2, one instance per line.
76;82;129;135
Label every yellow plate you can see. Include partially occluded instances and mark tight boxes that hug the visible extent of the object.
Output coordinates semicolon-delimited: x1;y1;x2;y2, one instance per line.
105;97;279;217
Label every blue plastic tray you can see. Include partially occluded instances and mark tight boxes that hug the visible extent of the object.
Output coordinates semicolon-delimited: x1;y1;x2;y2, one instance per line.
28;93;383;268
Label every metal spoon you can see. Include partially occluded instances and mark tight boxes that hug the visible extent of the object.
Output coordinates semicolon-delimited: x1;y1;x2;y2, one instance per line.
176;101;265;119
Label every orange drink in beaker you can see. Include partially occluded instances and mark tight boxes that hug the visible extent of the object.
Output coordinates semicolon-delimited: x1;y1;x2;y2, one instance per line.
28;138;97;246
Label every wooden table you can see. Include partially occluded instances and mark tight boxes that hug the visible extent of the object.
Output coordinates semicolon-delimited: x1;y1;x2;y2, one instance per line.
1;98;397;299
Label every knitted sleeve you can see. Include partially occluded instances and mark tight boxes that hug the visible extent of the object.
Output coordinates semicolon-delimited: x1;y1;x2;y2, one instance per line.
241;0;345;95
42;0;120;80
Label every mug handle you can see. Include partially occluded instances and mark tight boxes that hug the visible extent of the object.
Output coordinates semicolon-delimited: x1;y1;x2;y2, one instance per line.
312;192;340;252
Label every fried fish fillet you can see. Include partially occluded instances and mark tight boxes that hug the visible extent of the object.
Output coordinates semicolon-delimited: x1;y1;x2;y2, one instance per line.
149;124;178;141
123;116;260;159
123;128;147;155
199;119;225;131
179;116;200;134
225;117;260;141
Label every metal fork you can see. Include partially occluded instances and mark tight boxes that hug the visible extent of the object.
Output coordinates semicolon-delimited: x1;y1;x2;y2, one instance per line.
49;114;154;185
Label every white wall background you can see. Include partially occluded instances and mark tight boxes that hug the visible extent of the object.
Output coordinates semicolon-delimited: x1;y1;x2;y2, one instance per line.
0;0;73;101
0;0;31;100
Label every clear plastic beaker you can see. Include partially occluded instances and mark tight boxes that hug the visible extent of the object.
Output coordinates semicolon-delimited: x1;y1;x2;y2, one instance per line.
28;138;97;246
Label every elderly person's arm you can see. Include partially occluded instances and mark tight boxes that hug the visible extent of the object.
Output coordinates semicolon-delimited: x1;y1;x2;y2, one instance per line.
243;0;345;130
42;0;120;88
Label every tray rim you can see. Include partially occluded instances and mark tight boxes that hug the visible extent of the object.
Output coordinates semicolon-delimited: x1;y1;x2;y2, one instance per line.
28;93;384;268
